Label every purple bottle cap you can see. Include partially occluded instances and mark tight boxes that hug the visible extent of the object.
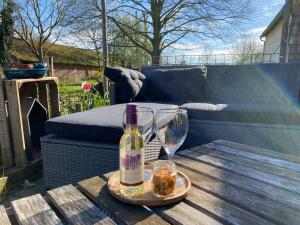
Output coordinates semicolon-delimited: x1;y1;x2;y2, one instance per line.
126;103;137;124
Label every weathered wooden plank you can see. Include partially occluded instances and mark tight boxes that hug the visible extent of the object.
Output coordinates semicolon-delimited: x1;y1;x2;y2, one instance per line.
0;205;11;225
213;140;300;164
178;149;300;194
102;171;115;180
5;80;27;168
11;194;63;225
78;176;170;225
175;164;300;225
173;156;300;210
191;146;300;182
203;142;300;172
38;83;49;118
9;77;58;83
185;187;272;225
48;81;60;118
47;184;115;225
0;80;13;167
153;202;222;225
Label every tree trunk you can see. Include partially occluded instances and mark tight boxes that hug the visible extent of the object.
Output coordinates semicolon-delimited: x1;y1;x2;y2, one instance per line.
151;47;161;65
38;43;44;62
150;0;163;65
96;50;101;72
48;56;54;76
101;0;109;96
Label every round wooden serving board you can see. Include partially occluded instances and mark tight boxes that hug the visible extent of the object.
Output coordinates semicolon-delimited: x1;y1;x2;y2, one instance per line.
108;165;191;206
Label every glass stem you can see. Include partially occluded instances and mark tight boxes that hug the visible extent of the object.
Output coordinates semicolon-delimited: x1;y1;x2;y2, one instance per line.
168;154;175;161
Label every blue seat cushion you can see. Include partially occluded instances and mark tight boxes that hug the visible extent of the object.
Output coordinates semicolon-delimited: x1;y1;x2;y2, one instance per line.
46;103;178;143
147;66;207;102
180;103;300;125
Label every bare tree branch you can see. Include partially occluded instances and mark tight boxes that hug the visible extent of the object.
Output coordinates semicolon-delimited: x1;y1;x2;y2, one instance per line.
109;16;152;54
110;0;251;64
13;0;75;61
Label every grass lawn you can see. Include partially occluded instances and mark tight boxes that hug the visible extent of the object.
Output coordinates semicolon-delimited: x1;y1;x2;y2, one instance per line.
59;81;98;92
60;83;82;92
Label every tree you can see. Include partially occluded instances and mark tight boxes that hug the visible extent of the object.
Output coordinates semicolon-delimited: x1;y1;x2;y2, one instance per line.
231;37;263;64
0;0;14;69
109;16;151;68
110;0;251;65
71;0;150;68
67;0;105;71
72;20;103;71
14;0;75;62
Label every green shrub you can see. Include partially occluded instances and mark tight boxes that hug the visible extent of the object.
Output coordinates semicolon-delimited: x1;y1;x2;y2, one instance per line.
60;84;109;115
85;71;103;83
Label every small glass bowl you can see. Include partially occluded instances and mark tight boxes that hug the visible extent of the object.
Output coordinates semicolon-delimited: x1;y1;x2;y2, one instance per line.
152;160;177;196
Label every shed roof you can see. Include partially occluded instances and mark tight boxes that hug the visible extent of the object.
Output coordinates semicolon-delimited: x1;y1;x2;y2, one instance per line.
12;39;101;67
260;5;286;38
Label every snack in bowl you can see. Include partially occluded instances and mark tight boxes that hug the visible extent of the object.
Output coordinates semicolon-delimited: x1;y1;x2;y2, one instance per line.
152;160;177;196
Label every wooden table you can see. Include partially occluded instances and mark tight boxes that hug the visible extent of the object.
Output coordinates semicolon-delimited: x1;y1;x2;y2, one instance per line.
1;140;300;225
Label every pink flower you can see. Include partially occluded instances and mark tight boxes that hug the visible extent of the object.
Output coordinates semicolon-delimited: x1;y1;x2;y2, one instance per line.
81;82;92;92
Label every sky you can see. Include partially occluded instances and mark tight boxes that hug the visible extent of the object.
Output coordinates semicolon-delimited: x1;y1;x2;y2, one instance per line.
54;0;286;56
169;0;286;56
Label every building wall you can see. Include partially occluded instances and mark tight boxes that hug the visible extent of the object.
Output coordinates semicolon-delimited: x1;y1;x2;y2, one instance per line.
53;64;99;82
263;19;283;63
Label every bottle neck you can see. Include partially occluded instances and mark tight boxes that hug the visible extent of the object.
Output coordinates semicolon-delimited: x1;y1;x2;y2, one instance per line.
126;123;138;131
126;108;137;129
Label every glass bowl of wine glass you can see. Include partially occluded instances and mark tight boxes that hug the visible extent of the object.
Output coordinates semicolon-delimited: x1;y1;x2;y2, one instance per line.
154;108;189;159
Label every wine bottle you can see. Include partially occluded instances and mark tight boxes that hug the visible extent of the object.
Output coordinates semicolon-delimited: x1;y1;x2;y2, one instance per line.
119;104;144;197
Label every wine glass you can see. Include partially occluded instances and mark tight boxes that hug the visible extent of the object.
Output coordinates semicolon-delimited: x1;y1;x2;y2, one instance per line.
123;106;154;144
154;108;188;159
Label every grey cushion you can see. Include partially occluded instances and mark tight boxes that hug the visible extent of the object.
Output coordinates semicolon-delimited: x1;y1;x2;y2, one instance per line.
180;102;300;125
46;103;178;143
147;66;207;102
205;64;300;105
104;67;146;103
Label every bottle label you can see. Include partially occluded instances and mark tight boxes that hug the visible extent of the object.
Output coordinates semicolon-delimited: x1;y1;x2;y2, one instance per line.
120;149;144;185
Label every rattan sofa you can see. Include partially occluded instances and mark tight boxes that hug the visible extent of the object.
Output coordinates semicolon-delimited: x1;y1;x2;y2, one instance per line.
41;63;300;189
139;64;300;155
